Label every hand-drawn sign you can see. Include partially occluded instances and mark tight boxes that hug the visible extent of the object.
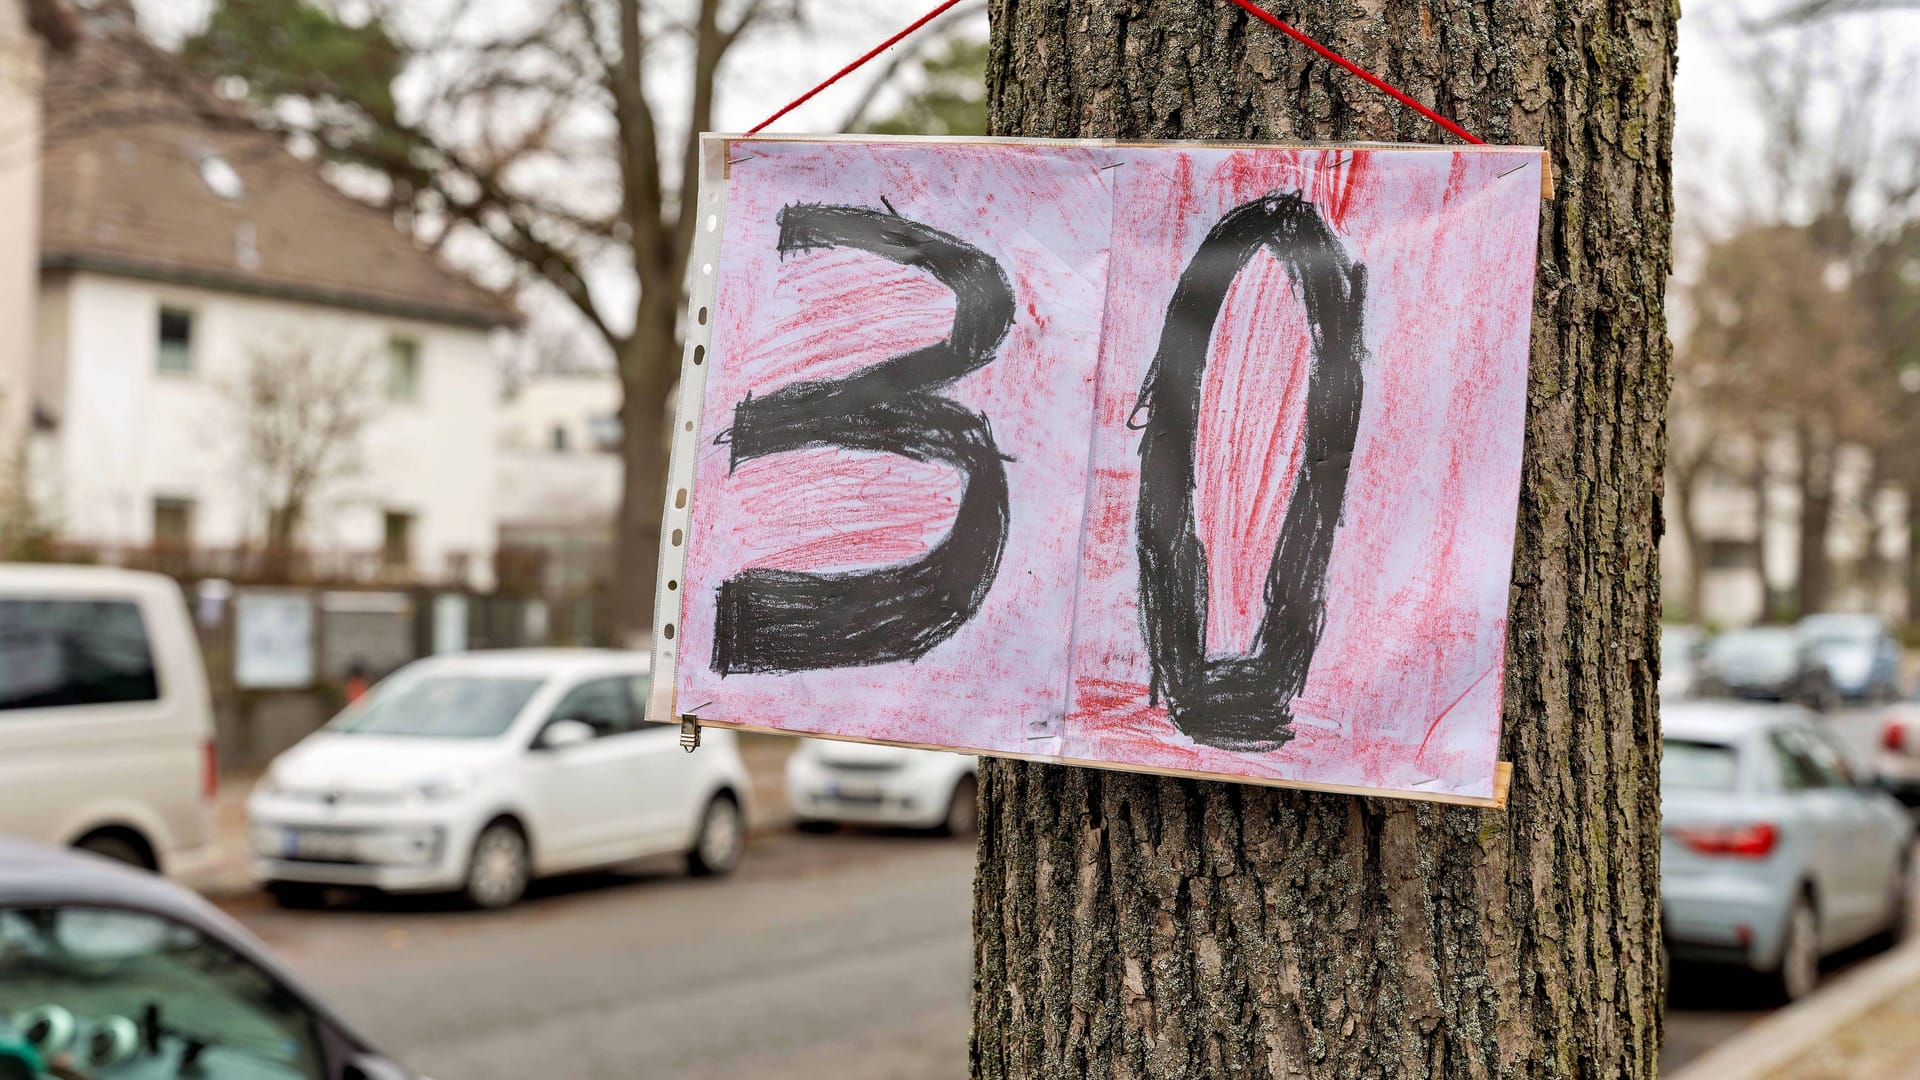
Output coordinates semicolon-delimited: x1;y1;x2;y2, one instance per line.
653;135;1545;806
714;204;1014;675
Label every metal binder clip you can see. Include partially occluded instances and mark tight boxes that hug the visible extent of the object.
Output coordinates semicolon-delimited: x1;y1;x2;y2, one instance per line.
679;716;702;753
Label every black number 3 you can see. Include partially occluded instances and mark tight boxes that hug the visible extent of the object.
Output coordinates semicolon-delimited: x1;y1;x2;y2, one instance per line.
713;203;1016;675
1132;192;1368;750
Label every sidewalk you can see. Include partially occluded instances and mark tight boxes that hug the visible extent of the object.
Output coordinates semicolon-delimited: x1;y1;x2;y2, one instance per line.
1670;941;1920;1080
189;730;801;899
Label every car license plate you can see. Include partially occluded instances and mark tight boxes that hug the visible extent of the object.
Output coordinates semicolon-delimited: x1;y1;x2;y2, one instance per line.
829;782;883;803
284;829;358;861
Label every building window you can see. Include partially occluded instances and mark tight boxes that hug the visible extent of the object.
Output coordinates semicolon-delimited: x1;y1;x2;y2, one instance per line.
587;413;622;452
387;337;420;402
157;307;194;375
382;510;414;571
152;497;195;549
550;424;569;452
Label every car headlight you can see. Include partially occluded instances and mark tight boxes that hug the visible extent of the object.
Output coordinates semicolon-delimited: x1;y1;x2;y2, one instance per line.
253;772;288;798
414;773;476;803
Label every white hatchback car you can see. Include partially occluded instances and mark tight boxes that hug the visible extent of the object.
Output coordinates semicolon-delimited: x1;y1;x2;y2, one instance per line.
249;650;750;908
785;740;978;834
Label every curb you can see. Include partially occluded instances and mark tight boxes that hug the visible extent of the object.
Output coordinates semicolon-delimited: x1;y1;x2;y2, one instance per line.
1667;940;1920;1080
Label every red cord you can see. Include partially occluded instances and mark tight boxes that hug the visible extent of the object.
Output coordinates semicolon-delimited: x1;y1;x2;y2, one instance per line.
1220;0;1481;144
748;0;1481;145
748;0;970;135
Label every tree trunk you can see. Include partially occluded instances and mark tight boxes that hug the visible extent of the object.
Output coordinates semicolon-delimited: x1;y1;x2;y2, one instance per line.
1796;424;1833;618
1906;484;1920;625
1859;454;1893;616
612;289;681;647
1672;471;1706;625
264;503;300;584
974;3;1674;1078
1752;444;1774;621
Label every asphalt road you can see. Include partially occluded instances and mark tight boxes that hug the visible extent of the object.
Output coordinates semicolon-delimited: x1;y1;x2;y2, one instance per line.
224;829;976;1080
217;707;1902;1078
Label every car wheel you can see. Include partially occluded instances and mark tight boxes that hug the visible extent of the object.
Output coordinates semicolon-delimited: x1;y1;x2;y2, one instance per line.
941;775;979;837
73;832;153;871
1768;896;1820;1004
688;795;744;877
463;821;531;910
265;882;328;910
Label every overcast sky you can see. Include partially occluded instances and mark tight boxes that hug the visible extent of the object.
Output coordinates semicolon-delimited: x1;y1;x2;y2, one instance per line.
132;0;1920;350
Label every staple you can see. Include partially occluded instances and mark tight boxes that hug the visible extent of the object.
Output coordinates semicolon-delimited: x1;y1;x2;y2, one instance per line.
1100;161;1125;171
1497;160;1533;180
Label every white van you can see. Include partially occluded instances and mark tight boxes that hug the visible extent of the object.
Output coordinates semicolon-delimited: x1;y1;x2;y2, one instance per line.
0;565;218;876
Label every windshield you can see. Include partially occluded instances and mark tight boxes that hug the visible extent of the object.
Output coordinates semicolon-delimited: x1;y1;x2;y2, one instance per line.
329;671;543;738
1662;738;1741;793
1707;629;1798;669
1798;615;1879;648
0;906;323;1078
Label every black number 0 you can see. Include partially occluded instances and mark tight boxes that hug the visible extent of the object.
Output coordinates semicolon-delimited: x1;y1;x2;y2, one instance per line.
712;203;1016;675
1133;192;1368;751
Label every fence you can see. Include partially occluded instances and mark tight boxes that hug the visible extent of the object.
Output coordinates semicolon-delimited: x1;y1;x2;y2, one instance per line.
39;542;620;768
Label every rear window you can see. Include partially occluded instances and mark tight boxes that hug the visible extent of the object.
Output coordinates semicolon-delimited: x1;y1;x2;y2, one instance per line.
1663;738;1741;792
0;598;161;711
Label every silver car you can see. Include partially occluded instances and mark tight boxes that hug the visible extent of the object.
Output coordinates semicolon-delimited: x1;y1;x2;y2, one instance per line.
0;838;415;1078
1797;612;1903;703
1662;701;1916;1002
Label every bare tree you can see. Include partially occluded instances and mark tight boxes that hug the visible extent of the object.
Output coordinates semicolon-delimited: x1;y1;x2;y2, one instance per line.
1676;224;1885;616
225;338;380;579
181;0;829;640
0;449;56;562
1670;9;1920;615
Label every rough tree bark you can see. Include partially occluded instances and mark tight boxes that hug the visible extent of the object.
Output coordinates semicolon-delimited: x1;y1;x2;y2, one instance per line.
973;3;1674;1078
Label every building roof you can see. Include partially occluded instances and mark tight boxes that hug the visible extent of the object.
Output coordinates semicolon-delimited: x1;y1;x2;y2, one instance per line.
36;34;516;330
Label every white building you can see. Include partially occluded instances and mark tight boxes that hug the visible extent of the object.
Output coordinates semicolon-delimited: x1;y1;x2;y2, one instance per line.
496;372;623;594
0;0;43;461
15;32;516;585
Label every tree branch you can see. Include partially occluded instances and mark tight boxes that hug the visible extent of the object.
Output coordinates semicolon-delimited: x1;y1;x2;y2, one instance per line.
836;0;987;132
1760;0;1920;25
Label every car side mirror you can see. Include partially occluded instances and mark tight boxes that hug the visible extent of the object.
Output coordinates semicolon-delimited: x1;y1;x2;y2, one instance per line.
537;718;596;751
343;1053;411;1080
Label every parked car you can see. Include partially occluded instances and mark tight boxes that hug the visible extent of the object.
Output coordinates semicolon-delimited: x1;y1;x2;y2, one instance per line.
786;740;978;834
248;649;750;909
1697;626;1838;710
1661;624;1706;700
0;566;218;877
1797;612;1902;703
0;838;413;1079
1661;700;1917;1002
1877;700;1920;810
